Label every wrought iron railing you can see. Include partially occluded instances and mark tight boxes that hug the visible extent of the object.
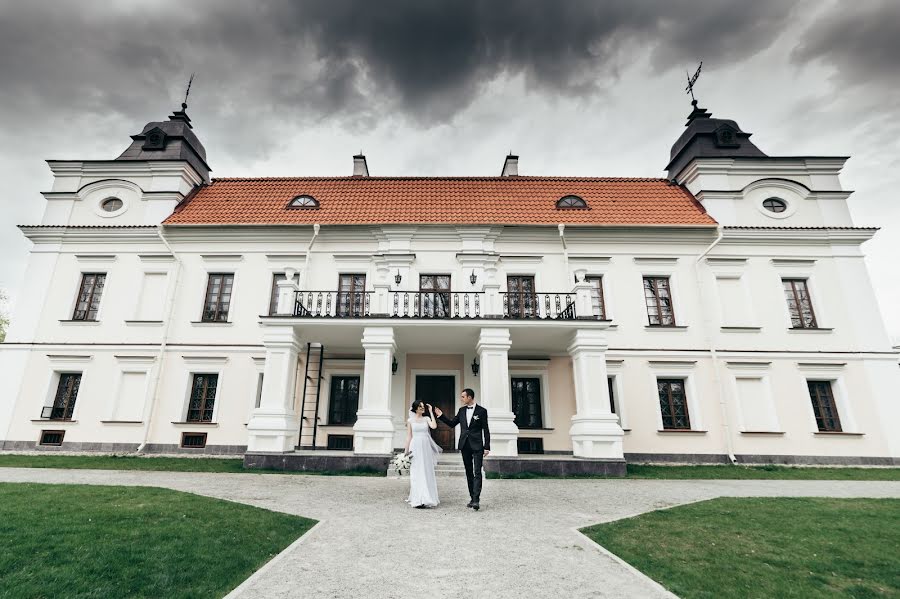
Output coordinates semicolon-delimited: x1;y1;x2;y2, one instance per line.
389;291;483;318
291;290;579;319
501;292;578;320
294;291;372;318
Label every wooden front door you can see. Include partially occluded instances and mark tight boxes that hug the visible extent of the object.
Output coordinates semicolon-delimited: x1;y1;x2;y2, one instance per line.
415;375;457;451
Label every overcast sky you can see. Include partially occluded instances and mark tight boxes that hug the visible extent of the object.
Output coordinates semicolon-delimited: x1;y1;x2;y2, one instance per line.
1;0;898;337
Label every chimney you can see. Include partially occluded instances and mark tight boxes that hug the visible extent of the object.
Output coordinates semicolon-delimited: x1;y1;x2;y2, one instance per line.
353;153;369;177
500;154;518;176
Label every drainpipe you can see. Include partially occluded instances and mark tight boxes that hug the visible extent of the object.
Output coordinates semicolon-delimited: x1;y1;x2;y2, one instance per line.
558;224;570;282
138;225;183;452
694;226;736;464
302;224;320;289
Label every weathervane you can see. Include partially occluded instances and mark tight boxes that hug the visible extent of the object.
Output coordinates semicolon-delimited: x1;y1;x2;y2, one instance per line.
685;61;702;103
182;73;195;109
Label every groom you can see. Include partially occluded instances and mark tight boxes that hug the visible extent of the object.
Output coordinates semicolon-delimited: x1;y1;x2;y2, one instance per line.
434;388;490;511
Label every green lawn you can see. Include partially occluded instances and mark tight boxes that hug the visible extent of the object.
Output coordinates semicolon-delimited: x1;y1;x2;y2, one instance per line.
0;454;384;475
487;464;900;481
581;497;900;598
0;483;315;599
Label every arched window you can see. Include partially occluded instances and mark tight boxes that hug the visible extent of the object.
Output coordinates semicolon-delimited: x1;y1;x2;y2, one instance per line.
556;195;587;209
762;197;787;213
288;195;319;209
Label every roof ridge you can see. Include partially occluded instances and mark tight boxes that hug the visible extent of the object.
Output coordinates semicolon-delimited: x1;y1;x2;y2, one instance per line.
209;176;672;183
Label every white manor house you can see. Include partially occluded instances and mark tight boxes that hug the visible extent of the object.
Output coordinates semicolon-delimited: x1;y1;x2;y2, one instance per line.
1;98;898;474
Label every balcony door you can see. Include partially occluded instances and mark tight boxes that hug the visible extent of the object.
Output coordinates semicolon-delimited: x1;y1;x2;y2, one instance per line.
337;274;366;317
506;275;537;319
419;274;451;318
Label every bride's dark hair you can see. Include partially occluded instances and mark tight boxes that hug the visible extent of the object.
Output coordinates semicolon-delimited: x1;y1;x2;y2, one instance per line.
410;400;427;414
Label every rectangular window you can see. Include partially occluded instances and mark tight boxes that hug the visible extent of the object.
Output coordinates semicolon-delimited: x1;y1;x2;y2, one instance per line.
254;372;264;409
419;274;451;317
783;279;817;328
135;273;167;321
511;377;543;429
657;378;690;430
43;373;81;420
202;273;234;322
187;374;218;422
328;376;360;425
39;430;65;446
517;438;544;454
643;276;676;326
807;380;842;432
506;275;537;318
337;274;366;317
72;273;106;321
327;435;354;450
268;273;287;315
180;432;207;448
586;276;607;319
607;376;616;414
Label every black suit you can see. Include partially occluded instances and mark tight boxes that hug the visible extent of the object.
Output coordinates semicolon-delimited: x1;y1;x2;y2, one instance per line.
438;404;490;502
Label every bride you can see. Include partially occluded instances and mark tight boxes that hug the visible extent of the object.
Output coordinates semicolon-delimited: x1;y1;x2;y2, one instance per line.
404;400;442;508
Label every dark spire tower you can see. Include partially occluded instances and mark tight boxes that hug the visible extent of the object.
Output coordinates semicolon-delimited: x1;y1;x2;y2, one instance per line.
115;75;210;183
665;64;767;181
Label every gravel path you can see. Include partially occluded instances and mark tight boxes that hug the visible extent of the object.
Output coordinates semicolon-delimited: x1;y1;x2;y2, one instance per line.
2;467;898;599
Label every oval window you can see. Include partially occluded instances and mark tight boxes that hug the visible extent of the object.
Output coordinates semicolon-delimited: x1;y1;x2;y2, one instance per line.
762;197;787;213
101;197;124;212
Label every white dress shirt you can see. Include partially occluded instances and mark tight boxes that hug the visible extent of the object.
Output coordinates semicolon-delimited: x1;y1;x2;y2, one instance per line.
466;403;476;425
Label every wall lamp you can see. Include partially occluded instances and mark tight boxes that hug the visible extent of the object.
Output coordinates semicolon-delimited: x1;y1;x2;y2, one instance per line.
471;357;479;376
394;270;402;285
470;270;477;285
392;356;398;375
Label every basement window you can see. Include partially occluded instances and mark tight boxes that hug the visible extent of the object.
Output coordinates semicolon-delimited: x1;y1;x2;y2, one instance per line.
39;430;65;446
180;432;208;449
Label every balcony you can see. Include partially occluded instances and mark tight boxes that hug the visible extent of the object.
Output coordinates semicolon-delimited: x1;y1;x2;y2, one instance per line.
292;290;582;320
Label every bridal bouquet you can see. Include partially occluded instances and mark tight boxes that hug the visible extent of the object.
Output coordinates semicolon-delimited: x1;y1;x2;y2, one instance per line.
391;452;411;476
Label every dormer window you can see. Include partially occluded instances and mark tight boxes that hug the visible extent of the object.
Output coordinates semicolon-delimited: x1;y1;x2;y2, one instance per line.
556;195;587;209
762;197;787;213
288;195;319;209
100;198;124;212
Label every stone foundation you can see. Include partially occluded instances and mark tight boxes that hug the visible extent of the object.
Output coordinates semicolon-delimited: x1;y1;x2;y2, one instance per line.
243;452;392;473
484;456;627;477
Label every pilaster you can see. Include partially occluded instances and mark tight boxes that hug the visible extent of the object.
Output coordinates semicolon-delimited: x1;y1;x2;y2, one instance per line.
354;327;396;454
568;329;624;459
247;325;302;452
477;327;518;456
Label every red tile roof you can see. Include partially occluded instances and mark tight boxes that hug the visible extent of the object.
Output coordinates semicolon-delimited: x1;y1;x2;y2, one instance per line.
163;177;716;226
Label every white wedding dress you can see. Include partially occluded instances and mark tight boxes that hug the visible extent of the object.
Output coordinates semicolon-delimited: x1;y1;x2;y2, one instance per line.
407;416;442;507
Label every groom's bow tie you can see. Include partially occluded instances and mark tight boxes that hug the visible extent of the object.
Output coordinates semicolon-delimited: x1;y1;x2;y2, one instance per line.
466;406;474;409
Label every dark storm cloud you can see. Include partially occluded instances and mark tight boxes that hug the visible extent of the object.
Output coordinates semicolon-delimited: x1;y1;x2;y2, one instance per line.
792;0;900;93
0;0;798;139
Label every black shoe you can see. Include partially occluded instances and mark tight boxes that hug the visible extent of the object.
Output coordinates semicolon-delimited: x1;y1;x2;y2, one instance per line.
472;501;480;511
414;504;427;509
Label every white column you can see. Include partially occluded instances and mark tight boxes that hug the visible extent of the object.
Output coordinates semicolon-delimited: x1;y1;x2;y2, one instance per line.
247;325;302;452
482;266;503;317
353;327;396;455
568;329;624;458
572;269;594;318
477;327;518;456
275;267;299;315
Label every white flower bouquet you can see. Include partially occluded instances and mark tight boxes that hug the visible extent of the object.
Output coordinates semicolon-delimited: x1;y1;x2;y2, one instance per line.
391;452;411;476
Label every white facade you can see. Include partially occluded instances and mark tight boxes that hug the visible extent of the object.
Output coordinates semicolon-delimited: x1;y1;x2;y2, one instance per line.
1;111;898;466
